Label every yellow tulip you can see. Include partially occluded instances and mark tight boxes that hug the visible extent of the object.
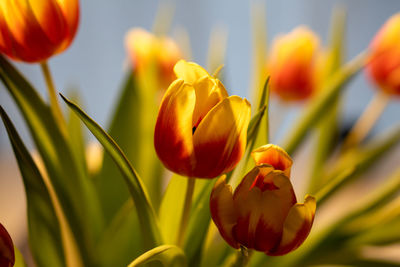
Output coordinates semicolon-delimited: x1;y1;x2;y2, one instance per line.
267;26;320;102
0;0;79;62
154;60;251;178
210;144;316;255
367;13;400;96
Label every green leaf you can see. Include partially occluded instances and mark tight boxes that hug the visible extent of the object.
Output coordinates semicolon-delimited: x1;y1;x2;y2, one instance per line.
316;126;400;205
0;56;102;265
127;245;186;267
282;52;366;155
67;91;88;178
60;94;162;249
1;107;66;267
159;174;187;244
308;7;346;193
96;72;139;222
14;246;27;267
97;200;143;267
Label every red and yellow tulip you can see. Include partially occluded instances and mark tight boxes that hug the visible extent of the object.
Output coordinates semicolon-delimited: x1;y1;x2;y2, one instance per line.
366;13;400;96
0;223;14;267
0;0;79;63
210;144;316;255
154;60;251;178
125;28;182;88
267;26;320;102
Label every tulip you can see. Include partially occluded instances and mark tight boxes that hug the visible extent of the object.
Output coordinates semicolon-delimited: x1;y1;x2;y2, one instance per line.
0;0;79;63
0;223;14;267
154;60;251;178
267;26;320;101
210;144;316;255
366;13;400;96
125;28;182;88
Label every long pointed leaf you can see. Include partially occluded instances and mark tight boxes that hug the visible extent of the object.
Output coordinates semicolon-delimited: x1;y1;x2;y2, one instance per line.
96;73;139;222
309;7;347;193
1;106;65;267
0;56;102;265
61;94;162;249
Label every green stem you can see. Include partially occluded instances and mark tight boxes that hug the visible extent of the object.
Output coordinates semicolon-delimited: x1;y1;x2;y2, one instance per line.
232;246;253;267
40;61;67;136
176;178;196;246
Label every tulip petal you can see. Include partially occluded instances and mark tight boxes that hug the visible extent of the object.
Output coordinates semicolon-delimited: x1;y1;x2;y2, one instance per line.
210;175;239;249
0;0;57;61
28;0;67;44
0;223;14;267
255;173;297;251
192;76;228;127
251;144;293;177
232;169;296;251
192;96;251;178
174;60;209;84
154;79;196;176
233;165;273;201
55;0;80;51
267;194;316;256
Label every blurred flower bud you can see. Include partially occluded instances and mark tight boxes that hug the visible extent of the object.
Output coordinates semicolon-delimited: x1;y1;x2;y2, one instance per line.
267;26;320;102
0;0;79;62
367;13;400;96
154;60;251;178
125;28;182;88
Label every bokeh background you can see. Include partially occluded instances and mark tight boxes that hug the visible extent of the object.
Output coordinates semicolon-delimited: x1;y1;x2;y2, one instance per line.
1;0;400;262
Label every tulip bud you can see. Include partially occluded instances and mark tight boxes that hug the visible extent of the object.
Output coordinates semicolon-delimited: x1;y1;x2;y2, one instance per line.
267;26;320;101
125;28;182;88
154;60;251;178
210;145;316;255
0;0;79;63
0;223;15;267
366;13;400;96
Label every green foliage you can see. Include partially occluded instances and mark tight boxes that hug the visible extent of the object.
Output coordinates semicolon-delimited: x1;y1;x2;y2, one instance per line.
1;107;65;267
0;56;102;266
61;94;162;250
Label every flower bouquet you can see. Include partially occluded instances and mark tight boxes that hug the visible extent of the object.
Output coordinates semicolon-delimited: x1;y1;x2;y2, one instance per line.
1;1;399;267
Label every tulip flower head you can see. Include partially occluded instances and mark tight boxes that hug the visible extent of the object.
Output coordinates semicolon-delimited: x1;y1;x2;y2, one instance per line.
210;144;316;255
154;60;251;178
0;223;14;267
268;26;320;102
125;28;182;88
0;0;80;63
366;13;400;96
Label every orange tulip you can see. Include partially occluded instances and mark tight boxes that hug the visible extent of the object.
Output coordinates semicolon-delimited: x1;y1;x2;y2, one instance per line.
154;60;251;178
210;144;316;255
0;223;14;267
366;13;400;96
267;26;320;102
0;0;79;63
125;28;182;88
